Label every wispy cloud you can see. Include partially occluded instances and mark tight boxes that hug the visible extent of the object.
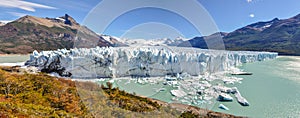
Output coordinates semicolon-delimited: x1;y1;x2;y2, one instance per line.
247;0;253;3
0;0;56;12
7;12;27;17
0;20;13;23
249;14;255;18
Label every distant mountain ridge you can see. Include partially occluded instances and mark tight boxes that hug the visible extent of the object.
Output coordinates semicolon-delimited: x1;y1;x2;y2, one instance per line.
1;13;300;55
179;14;300;55
114;37;188;47
0;14;112;54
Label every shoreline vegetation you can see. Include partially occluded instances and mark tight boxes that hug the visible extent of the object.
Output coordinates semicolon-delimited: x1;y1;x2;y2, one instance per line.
0;66;242;118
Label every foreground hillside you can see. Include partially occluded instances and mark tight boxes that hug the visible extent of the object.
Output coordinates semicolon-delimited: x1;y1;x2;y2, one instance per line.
0;66;241;118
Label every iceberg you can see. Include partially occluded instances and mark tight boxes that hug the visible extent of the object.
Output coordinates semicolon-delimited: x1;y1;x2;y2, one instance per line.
217;93;233;101
170;90;187;97
219;104;230;110
232;87;250;106
25;46;278;78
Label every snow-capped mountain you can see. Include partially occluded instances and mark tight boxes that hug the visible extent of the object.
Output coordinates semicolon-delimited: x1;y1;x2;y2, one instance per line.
236;18;280;32
99;35;127;47
101;37;189;47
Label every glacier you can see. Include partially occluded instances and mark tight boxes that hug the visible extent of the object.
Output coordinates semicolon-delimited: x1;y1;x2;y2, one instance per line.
24;46;278;107
25;46;278;78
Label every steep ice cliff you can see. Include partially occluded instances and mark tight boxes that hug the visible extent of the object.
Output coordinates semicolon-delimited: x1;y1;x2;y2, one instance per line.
25;46;278;78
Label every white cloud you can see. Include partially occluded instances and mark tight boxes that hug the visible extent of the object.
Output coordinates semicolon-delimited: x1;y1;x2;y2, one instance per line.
247;0;253;3
0;20;13;24
0;0;56;12
7;12;27;17
249;14;255;18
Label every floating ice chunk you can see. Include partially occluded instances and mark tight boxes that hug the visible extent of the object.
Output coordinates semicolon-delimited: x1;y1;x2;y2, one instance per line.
232;87;250;106
170;90;187;97
219;104;229;110
217;93;233;101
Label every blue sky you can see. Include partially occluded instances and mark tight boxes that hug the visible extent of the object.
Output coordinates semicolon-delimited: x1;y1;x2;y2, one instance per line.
1;0;300;39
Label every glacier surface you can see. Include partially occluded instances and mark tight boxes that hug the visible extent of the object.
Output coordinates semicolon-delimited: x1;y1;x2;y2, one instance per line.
25;46;278;78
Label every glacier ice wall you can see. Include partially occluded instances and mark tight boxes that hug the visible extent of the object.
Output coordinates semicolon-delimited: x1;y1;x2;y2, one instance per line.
25;46;278;78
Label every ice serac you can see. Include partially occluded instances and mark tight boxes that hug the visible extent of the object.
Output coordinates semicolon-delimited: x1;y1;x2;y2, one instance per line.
25;46;278;78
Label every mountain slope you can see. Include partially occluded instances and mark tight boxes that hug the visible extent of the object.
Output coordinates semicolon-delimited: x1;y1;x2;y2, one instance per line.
0;14;111;54
179;14;300;55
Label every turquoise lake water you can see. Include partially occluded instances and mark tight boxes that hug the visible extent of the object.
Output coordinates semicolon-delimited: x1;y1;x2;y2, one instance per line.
104;56;300;118
1;55;299;117
211;56;300;117
0;55;29;63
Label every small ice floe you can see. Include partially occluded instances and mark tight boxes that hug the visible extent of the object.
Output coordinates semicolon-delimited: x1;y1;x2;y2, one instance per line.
176;72;191;80
164;76;179;87
171;97;178;101
223;76;243;84
188;91;196;95
170;90;187;97
219;104;229;110
232;87;250;106
213;85;235;93
203;95;213;101
156;88;166;92
200;81;212;88
217;93;233;101
231;72;253;75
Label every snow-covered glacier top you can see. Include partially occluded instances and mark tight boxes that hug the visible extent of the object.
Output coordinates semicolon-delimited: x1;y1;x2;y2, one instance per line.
25;46;278;78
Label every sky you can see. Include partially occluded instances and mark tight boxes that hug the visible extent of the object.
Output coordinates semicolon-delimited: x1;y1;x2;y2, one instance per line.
0;0;300;39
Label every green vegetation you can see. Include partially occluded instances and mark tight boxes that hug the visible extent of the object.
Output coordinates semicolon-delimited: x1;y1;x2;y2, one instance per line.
0;67;179;117
101;82;161;112
179;111;200;118
0;69;89;117
0;66;240;117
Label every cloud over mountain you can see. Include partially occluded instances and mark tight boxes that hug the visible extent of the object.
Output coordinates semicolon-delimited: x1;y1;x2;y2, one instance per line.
0;0;56;12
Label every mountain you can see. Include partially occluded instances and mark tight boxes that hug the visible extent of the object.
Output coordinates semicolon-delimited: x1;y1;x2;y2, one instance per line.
0;22;5;26
163;37;189;46
3;13;299;55
99;34;128;47
115;37;188;47
178;14;300;55
0;14;112;54
178;32;227;49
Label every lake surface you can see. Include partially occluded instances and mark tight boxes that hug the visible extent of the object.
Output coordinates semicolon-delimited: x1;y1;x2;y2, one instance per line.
104;56;300;117
1;55;299;117
0;55;29;63
211;56;300;117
